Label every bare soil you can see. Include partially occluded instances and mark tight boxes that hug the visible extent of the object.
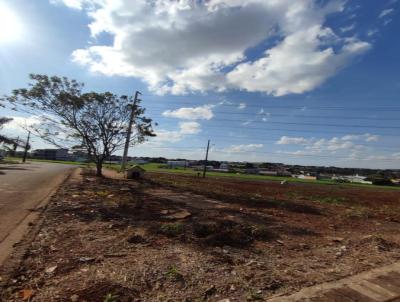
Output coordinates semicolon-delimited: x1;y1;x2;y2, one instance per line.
1;170;400;301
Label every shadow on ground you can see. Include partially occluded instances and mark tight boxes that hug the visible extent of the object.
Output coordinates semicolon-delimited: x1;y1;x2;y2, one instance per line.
53;174;320;249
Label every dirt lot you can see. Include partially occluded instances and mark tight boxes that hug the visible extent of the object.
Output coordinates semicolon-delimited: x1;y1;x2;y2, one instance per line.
1;170;400;301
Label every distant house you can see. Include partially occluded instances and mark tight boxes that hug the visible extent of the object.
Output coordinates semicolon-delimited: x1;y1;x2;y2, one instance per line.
347;175;372;184
167;160;187;168
295;174;317;180
259;170;277;176
219;163;230;170
244;168;260;174
71;150;89;162
391;179;400;185
277;170;292;177
317;174;333;180
33;148;69;161
211;168;229;173
332;174;372;185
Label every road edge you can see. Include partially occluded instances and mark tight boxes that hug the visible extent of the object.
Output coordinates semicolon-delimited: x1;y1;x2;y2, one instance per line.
0;167;77;287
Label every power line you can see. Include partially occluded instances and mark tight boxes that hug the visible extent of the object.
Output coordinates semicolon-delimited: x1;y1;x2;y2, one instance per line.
155;118;400;130
134;146;400;162
154;124;400;137
147;108;400;121
142;99;400;111
171;135;400;151
141;93;400;102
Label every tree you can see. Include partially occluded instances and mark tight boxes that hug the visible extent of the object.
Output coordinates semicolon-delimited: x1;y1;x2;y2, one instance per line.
3;74;156;176
0;117;15;145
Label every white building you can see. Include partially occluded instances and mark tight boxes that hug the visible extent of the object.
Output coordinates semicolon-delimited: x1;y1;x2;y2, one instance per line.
167;160;187;168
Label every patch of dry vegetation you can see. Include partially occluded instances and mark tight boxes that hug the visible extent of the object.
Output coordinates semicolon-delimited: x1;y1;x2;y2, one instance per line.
1;170;400;301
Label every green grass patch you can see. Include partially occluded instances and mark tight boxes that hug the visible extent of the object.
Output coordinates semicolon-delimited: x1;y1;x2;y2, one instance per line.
311;196;347;205
159;223;185;237
134;163;400;191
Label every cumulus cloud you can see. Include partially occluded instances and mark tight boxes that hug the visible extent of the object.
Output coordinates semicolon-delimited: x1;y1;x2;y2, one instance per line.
151;122;201;143
220;144;263;153
227;26;370;96
276;133;381;155
56;0;370;96
276;136;309;145
341;133;379;142
162;105;214;120
179;121;201;134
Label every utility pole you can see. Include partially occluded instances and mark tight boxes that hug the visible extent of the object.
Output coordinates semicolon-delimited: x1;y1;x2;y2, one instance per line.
22;131;30;163
202;139;210;178
12;136;19;157
121;90;141;171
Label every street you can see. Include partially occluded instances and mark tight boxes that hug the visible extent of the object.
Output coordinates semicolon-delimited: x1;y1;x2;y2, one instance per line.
0;161;74;265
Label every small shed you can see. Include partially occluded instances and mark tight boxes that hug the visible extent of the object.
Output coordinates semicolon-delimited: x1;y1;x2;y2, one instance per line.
125;165;145;179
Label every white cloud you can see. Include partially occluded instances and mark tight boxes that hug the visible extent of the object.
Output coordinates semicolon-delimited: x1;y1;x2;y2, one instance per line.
3;116;41;132
151;123;200;144
257;108;270;122
277;133;379;149
241;120;253;126
341;133;379;142
227;26;370;96
367;29;379;37
379;8;394;18
340;23;355;33
277;136;309;145
276;133;381;154
56;0;370;96
149;121;202;144
152;129;184;143
383;19;393;26
238;102;247;110
179;121;201;134
162;105;214;120
223;144;263;153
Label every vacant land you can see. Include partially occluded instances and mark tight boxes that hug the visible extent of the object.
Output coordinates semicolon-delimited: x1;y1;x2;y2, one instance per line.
1;170;400;301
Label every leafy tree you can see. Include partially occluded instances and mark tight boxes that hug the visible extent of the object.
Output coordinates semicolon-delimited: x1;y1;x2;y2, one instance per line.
3;74;156;176
0;117;15;145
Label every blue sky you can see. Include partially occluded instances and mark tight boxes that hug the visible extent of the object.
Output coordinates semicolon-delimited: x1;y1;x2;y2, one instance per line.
0;0;399;168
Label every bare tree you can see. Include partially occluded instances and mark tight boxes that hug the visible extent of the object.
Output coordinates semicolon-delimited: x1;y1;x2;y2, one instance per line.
3;74;156;176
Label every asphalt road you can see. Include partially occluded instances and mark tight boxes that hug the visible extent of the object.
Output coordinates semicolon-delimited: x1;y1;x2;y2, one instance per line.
0;161;73;264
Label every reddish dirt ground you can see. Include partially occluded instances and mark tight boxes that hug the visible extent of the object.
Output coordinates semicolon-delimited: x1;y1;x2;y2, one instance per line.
1;170;400;301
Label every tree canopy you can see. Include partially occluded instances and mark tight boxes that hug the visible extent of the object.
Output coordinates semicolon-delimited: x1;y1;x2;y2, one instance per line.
3;74;156;175
0;117;15;146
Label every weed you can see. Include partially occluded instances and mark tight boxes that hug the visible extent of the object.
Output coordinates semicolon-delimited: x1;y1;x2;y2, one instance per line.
312;196;347;205
96;191;110;197
160;223;185;237
345;206;370;219
246;290;264;301
104;293;117;302
285;192;302;201
166;266;184;281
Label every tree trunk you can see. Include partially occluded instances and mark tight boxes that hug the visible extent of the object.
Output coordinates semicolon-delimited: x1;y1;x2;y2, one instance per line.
96;161;103;177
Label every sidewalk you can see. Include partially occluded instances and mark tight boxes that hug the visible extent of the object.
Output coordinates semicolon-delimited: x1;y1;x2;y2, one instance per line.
268;262;400;302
